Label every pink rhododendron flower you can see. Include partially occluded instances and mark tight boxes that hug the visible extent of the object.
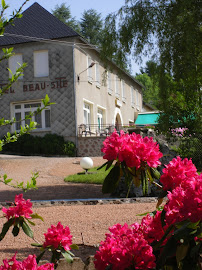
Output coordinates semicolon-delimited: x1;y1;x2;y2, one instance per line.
2;194;33;220
140;211;169;245
102;131;163;169
164;174;202;225
160;156;198;191
94;223;156;270
43;222;72;251
0;254;54;270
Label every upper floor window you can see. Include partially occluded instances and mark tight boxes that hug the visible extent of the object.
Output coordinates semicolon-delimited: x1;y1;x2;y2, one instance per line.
8;54;23;79
87;56;93;82
115;75;120;97
34;50;49;77
131;87;135;107
107;71;112;94
121;80;126;102
12;101;50;132
95;63;100;87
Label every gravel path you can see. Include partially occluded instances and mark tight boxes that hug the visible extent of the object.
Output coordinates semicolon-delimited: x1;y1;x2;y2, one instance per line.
0;154;157;264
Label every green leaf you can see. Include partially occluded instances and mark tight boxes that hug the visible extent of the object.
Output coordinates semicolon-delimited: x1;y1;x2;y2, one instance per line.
176;244;189;266
30;213;44;222
150;167;161;179
97;161;110;170
70;244;79;250
12;225;20;237
36;250;46;264
157;236;177;267
106;160;114;171
61;251;73;263
31;243;43;247
0;218;14;241
160;209;166;227
102;164;120;193
26;219;35;226
22;220;34;239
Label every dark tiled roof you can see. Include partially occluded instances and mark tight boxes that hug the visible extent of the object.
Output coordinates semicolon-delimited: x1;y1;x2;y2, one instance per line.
0;2;79;46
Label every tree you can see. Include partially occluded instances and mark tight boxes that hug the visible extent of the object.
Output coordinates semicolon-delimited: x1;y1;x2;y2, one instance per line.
101;0;202;133
52;3;81;33
80;9;103;46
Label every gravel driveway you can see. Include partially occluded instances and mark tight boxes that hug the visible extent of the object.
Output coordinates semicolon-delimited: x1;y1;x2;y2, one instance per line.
0;154;157;264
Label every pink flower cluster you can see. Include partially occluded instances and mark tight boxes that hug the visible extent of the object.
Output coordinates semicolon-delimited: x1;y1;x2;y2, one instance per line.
43;222;72;251
164;173;202;225
94;223;156;270
0;254;54;270
171;127;188;137
160;156;198;191
2;194;33;220
102;130;163;169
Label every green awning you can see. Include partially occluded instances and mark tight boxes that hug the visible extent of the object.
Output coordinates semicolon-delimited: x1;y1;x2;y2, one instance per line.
135;113;160;126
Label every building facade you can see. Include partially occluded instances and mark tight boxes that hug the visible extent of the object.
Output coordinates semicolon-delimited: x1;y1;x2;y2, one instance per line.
0;3;143;150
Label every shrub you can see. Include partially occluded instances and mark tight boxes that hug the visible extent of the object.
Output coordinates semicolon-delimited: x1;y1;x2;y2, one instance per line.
1;133;76;156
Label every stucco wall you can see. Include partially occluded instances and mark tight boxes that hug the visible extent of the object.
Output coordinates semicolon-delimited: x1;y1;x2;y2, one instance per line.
0;41;76;142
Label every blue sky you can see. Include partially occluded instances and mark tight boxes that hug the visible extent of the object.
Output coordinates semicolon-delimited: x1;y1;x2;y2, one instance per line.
5;0;148;74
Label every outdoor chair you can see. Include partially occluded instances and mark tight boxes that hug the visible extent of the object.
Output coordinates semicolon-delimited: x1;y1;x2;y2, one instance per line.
78;124;92;136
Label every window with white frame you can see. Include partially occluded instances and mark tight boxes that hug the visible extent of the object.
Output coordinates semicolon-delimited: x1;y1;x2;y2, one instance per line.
97;108;103;130
34;50;49;77
12;101;51;132
121;80;126;102
95;63;100;87
136;90;140;110
87;56;93;82
131;87;135;107
83;103;91;127
115;75;120;97
8;54;23;79
107;71;112;94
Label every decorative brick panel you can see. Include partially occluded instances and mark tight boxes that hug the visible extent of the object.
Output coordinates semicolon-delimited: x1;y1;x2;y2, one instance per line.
77;137;106;157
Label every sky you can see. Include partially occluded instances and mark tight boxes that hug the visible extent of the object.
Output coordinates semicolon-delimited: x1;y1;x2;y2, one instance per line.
4;0;148;74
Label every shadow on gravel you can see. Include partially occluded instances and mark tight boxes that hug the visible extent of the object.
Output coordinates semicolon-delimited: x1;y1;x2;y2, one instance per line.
0;184;111;203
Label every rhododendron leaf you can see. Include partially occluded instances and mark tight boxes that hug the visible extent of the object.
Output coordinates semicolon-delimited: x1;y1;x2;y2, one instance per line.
161;209;166;227
30;213;44;221
102;165;120;194
157;236;177;266
154;225;174;250
36;250;46;264
146;168;154;183
187;220;200;229
61;251;73;263
70;244;79;250
22;220;33;239
157;189;168;199
26;219;35;226
31;243;43;247
176;244;189;266
141;170;147;195
106;160;114;171
97;161;109;170
12;225;20;237
0;218;14;241
150;167;161;179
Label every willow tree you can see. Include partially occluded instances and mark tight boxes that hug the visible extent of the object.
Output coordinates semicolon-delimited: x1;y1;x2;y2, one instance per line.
101;0;202;133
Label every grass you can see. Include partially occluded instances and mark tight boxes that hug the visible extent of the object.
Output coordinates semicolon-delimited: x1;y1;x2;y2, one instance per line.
64;165;112;185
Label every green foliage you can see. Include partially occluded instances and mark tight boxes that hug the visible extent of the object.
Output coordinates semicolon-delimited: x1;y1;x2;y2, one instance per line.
80;9;104;46
1;133;76;156
51;3;81;33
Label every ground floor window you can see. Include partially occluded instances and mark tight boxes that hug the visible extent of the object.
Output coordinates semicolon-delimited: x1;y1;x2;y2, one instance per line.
97;109;103;130
12;101;51;132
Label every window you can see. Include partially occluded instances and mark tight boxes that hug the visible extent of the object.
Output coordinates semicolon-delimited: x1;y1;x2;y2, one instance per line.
8;54;23;79
131;87;135;107
87;56;93;82
95;63;100;87
83;103;91;127
115;75;120;97
34;50;49;77
97;109;103;130
12;101;50;131
121;80;126;102
107;71;112;94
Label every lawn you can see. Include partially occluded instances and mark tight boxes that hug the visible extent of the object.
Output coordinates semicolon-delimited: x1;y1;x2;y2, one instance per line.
64;165;112;185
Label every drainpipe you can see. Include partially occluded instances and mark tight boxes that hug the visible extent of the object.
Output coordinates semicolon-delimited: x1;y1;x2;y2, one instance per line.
72;42;78;156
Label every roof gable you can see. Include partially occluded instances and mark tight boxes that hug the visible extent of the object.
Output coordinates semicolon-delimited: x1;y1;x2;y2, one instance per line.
0;2;79;46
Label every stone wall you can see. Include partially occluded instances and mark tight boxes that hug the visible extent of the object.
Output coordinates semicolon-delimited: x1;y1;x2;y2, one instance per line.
77;136;105;157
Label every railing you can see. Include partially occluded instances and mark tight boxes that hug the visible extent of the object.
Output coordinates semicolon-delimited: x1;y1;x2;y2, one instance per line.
77;124;128;137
